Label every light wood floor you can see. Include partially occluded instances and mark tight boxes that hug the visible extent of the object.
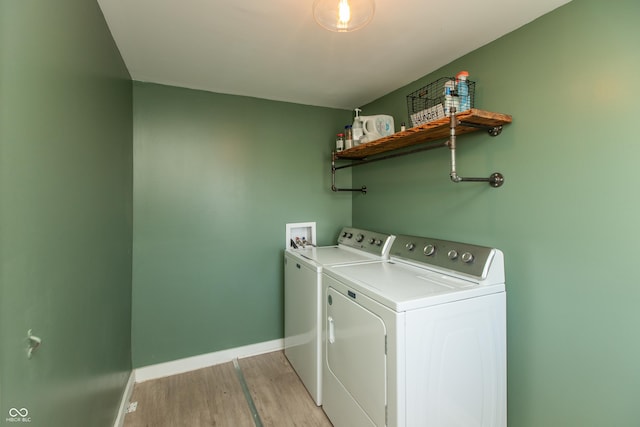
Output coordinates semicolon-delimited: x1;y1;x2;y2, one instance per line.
124;351;333;427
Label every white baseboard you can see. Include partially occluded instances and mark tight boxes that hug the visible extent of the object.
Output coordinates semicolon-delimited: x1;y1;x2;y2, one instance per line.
134;338;284;383
113;370;135;427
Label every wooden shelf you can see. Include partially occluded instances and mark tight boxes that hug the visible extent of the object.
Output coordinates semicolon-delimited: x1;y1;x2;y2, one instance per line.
335;109;512;160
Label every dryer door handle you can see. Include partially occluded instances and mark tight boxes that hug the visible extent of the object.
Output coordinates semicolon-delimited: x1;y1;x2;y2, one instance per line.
328;316;335;344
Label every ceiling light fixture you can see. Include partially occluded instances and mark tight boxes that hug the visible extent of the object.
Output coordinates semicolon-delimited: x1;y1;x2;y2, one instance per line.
313;0;375;33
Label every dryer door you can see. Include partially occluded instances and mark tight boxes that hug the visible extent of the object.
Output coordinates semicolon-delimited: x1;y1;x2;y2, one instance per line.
326;286;387;427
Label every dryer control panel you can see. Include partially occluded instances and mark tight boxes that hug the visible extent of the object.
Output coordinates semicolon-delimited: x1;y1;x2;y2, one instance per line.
390;234;502;282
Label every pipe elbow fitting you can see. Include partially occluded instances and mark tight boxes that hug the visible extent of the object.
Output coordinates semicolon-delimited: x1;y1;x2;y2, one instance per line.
450;173;462;183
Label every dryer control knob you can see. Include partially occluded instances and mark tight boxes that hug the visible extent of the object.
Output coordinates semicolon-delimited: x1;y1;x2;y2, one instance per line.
341;232;348;237
406;242;416;251
375;239;383;246
447;249;459;260
368;238;375;244
356;234;364;242
423;244;436;256
461;252;474;263
347;232;353;238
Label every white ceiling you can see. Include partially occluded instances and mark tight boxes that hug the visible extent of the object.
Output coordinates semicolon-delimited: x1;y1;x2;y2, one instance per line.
97;0;571;109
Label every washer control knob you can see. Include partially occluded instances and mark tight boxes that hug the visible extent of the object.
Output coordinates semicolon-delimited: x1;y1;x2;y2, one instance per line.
375;239;383;246
461;252;474;263
423;244;436;256
406;242;416;251
347;232;353;238
368;238;375;244
447;249;459;260
356;234;364;242
341;232;348;238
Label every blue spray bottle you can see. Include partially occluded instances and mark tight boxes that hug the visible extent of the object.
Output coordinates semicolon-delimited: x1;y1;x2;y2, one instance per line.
456;71;470;112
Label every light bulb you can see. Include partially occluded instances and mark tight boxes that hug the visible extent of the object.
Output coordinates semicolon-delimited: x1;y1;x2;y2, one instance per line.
313;0;375;33
338;0;351;30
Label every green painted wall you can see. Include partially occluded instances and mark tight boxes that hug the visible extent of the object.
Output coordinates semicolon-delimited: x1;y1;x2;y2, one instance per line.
132;82;351;367
5;1;635;425
0;1;133;427
355;1;639;426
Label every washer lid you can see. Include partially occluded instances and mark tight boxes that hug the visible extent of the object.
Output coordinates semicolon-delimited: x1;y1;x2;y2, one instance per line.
324;261;504;312
286;245;386;267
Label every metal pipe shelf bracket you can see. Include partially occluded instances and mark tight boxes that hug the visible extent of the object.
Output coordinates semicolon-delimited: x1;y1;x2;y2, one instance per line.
330;109;508;193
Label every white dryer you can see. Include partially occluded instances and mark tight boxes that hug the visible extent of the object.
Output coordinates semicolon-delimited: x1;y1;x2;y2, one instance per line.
284;227;395;406
322;234;506;427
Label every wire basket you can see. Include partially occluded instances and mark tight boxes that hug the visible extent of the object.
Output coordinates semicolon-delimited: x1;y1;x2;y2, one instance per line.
406;77;476;127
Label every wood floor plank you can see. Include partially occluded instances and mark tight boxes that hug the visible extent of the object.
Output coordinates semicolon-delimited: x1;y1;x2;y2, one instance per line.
203;362;255;427
123;351;332;427
239;351;333;427
124;361;254;427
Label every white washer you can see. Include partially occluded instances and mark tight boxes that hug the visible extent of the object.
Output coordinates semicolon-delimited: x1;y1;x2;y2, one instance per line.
284;227;395;406
322;234;506;427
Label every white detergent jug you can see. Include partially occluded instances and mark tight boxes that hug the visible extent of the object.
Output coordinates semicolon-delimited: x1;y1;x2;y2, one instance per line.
360;115;394;143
